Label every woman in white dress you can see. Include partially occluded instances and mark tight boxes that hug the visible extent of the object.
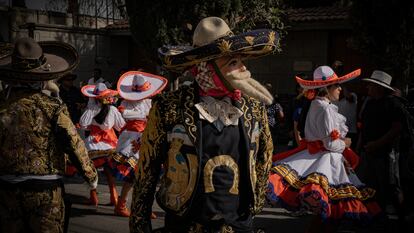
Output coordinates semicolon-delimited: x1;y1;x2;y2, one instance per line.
108;71;167;217
267;66;381;232
79;83;126;206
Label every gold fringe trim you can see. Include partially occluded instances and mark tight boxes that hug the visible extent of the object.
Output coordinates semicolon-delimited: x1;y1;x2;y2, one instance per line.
88;149;116;160
273;165;376;200
111;153;138;168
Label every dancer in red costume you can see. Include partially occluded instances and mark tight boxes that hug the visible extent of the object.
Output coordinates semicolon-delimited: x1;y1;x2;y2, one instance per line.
107;71;167;217
78;83;126;206
267;66;381;233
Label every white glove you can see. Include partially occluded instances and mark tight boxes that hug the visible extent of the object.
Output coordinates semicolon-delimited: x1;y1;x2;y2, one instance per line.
87;178;98;190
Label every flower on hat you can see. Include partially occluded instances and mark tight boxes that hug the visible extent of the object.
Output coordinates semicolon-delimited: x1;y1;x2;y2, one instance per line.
131;75;152;92
304;89;316;100
116;71;168;101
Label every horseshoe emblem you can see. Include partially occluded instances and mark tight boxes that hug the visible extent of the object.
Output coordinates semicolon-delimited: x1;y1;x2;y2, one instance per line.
203;155;239;195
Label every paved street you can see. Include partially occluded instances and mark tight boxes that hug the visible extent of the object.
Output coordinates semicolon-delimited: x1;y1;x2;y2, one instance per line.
65;174;314;233
64;173;409;233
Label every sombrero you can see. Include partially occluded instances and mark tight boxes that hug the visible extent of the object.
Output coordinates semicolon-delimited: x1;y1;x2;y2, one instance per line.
362;70;394;91
81;83;118;98
0;37;79;82
117;71;168;101
158;17;278;71
296;66;361;89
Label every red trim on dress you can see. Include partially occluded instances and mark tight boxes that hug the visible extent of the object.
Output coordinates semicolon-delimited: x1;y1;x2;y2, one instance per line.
89;125;118;148
121;120;147;133
273;140;360;169
268;173;381;220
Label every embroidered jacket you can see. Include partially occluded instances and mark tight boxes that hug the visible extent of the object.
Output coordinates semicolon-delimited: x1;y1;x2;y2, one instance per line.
0;89;97;185
129;84;273;232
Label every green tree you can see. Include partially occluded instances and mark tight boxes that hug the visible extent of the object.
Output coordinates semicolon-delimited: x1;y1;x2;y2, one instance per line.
349;0;414;90
125;0;286;70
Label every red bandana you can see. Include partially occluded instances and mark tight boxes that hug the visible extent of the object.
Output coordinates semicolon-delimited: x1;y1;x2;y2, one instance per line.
190;62;241;101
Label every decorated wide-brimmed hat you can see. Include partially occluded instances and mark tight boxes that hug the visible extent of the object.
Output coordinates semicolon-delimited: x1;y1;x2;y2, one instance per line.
117;71;168;101
362;70;394;91
158;17;278;71
296;66;361;89
81;83;118;98
0;37;79;82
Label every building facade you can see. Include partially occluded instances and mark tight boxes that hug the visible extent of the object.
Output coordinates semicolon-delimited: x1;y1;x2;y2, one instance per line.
1;2;372;93
0;0;129;86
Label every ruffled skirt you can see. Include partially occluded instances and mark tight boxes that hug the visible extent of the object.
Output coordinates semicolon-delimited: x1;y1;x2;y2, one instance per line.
267;149;381;222
106;130;141;182
65;149;115;176
106;153;138;183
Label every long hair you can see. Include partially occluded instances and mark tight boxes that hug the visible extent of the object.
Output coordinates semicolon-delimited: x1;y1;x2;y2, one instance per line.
93;104;110;124
297;98;311;138
316;87;329;97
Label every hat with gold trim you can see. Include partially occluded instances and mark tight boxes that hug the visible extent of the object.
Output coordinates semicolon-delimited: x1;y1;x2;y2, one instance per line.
158;17;278;71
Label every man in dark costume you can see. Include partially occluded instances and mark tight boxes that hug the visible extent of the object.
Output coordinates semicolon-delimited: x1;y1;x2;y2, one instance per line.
0;38;98;233
130;17;277;233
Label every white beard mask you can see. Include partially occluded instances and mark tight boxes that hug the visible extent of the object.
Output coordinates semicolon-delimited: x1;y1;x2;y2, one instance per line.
224;69;274;105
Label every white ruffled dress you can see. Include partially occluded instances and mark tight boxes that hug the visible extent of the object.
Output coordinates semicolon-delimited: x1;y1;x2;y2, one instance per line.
116;99;151;158
79;100;125;151
267;97;380;222
108;99;151;182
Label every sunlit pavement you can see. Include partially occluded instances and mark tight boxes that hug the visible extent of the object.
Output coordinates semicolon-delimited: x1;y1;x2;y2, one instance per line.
65;173;410;233
64;174;313;233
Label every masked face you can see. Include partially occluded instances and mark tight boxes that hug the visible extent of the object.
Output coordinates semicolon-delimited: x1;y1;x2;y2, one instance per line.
215;55;273;105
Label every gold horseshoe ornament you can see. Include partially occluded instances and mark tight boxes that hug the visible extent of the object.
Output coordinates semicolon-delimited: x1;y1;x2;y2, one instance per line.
203;155;239;195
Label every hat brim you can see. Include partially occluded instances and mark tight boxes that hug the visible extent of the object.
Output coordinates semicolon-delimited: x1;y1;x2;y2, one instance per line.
0;41;79;82
362;78;395;91
81;85;118;98
117;71;168;101
296;69;361;89
159;29;278;71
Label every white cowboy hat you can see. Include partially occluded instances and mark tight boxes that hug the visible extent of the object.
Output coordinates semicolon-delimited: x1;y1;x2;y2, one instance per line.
117;71;168;101
296;65;361;89
81;82;118;98
362;70;394;91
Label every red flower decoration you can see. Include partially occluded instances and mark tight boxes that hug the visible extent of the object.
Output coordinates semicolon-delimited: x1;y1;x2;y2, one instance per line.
304;89;316;100
118;106;125;113
330;129;340;140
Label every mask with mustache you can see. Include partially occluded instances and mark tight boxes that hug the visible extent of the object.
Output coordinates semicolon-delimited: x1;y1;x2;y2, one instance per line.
191;61;274;105
220;66;274;105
